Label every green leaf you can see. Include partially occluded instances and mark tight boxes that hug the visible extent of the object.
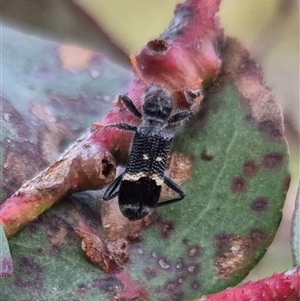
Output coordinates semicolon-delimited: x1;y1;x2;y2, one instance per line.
292;182;300;266
0;28;289;301
137;79;289;298
0;224;13;277
0;26;131;200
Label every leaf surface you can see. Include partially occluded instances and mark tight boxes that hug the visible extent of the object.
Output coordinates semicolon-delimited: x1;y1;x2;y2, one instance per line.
0;25;290;301
0;225;13;277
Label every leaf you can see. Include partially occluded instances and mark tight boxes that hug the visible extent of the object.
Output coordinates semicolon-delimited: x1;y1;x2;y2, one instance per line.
0;1;290;300
0;224;13;277
292;182;300;266
0;0;224;238
0;31;290;301
118;40;289;300
0;26;131;300
0;26;131;199
192;267;300;301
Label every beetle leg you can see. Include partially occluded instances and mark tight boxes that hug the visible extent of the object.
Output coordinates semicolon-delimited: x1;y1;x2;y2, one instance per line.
167;110;193;126
119;95;142;119
103;173;124;201
157;176;185;207
107;123;137;132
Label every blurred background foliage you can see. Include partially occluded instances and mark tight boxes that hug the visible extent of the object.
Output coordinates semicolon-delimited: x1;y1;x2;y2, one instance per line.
1;0;299;282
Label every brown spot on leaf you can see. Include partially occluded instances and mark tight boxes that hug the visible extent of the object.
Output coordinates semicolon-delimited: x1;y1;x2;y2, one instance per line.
0;257;13;277
59;45;95;73
231;176;247;193
163;279;184;301
187;245;202;258
27;222;40;234
144;266;158;280
1;97;31;138
191;280;202;290
30;104;77;163
215;235;252;278
78;229;129;273
77;283;88;296
283;175;291;191
46;214;78;246
251;197;269;212
15;256;44;290
2;142;46;195
50;245;62;256
161;152;193;200
115;272;149;301
169;153;194;177
243;160;259;176
262;153;284;170
41;122;76;164
258;120;283;140
222;39;284;140
182;238;189;245
91;276;123;294
187;263;200;275
31;104;56;122
215;234;235;248
201;150;214;161
127;232;142;243
3;152;31;190
160;219;175;239
250;229;268;245
47;226;69;246
175;258;186;270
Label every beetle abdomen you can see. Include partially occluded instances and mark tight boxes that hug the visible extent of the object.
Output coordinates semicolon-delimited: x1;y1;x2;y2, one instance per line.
119;177;161;220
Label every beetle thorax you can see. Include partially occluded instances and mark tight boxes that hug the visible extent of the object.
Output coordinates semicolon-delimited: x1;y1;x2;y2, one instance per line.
142;85;173;124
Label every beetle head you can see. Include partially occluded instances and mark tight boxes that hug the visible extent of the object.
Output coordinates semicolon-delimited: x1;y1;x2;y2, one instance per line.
143;85;173;123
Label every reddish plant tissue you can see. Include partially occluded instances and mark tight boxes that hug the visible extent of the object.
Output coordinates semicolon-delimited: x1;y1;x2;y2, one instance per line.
0;0;297;300
0;0;223;238
195;267;300;301
115;272;149;301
